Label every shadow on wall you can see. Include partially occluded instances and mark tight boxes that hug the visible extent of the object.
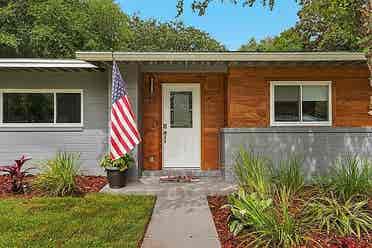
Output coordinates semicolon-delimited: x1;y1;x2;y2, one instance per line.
222;128;372;182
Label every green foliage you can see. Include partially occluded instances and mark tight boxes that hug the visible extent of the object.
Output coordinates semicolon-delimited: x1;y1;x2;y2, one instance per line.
129;16;225;52
297;0;365;51
0;194;155;247
100;153;134;172
303;195;372;238
227;189;273;236
324;155;372;201
0;0;131;57
272;156;305;194
234;149;272;198
239;28;304;52
227;188;307;248
0;0;224;57
236;0;366;52
176;0;300;16
228;150;372;246
33;152;80;196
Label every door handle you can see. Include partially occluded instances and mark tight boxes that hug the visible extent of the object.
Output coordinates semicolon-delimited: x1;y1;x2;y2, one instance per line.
163;131;167;144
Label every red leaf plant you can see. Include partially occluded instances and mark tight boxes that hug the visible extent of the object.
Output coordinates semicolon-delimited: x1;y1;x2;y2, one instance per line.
0;155;33;193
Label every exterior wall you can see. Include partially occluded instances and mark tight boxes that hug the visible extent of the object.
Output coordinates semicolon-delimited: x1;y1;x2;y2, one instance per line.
221;127;372;182
223;65;372;182
1;63;369;180
117;63;141;179
227;66;371;127
142;72;226;171
0;66;141;177
0;70;108;175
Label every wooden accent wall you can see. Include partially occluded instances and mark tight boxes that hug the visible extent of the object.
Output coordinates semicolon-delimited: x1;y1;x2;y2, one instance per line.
227;66;371;128
142;73;226;171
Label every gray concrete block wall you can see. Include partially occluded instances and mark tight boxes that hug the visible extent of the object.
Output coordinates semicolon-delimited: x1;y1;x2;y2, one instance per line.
221;127;372;183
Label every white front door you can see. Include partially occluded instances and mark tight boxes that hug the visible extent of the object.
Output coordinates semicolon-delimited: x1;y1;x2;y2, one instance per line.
162;84;201;168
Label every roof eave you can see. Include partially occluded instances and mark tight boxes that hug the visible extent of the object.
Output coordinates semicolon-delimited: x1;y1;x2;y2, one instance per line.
0;59;101;71
75;51;367;63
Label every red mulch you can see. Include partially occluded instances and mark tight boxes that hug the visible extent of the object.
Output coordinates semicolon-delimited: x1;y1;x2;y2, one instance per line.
75;176;108;194
0;175;107;199
208;195;241;248
207;195;372;248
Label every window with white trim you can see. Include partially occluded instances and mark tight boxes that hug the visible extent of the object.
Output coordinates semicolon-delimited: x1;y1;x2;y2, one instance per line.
270;81;332;126
0;90;83;126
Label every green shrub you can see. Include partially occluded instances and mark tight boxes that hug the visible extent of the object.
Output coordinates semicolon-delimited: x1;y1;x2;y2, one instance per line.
272;157;305;194
327;154;371;201
303;194;372;238
33;152;80;196
227;188;308;248
100;153;134;171
234;149;272;198
227;189;273;236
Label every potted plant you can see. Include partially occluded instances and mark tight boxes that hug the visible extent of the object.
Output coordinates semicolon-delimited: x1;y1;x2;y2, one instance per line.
100;154;134;188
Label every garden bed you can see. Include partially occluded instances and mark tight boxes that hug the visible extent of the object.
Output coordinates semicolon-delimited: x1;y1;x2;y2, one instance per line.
0;175;108;198
208;195;372;248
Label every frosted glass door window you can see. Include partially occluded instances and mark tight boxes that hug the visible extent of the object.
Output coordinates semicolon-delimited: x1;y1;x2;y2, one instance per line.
170;91;192;128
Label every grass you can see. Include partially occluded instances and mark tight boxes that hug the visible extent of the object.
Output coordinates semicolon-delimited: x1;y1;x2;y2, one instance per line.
0;193;155;248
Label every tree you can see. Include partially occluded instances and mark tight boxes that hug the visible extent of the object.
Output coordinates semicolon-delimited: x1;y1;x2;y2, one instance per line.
239;28;304;51
177;0;369;51
297;0;366;51
176;0;300;16
178;0;371;79
0;0;224;58
128;16;225;52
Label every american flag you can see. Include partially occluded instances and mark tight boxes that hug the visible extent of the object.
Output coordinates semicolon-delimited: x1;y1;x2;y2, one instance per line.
110;61;141;160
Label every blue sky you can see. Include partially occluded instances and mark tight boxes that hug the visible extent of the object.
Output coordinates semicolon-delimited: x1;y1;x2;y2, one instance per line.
118;0;300;50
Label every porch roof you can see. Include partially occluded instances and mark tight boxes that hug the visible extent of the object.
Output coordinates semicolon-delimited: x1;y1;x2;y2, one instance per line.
75;51;367;66
0;59;102;72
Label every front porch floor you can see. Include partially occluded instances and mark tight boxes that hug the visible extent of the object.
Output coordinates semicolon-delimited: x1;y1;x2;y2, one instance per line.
101;177;237;248
100;176;235;196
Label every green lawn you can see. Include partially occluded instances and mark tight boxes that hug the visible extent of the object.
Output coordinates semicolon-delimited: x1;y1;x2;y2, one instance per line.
0;193;155;248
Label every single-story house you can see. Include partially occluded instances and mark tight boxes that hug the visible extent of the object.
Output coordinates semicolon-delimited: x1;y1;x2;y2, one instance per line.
0;52;371;182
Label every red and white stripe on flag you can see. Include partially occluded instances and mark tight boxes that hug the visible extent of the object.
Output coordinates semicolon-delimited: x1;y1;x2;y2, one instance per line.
110;95;141;160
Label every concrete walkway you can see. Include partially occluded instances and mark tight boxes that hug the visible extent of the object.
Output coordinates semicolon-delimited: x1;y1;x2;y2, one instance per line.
101;177;236;248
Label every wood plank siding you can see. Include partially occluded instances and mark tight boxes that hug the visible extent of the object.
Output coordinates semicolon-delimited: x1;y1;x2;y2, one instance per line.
227;66;371;127
142;73;226;171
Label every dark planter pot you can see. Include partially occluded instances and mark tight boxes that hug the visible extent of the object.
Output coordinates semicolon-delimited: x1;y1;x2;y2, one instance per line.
106;168;127;189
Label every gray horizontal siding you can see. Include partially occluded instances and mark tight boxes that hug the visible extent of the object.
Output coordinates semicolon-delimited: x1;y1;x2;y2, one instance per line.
116;64;140;179
221;127;372;183
0;71;109;175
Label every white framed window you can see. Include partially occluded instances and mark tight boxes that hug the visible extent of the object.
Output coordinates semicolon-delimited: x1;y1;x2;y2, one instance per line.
270;81;332;126
0;89;83;127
